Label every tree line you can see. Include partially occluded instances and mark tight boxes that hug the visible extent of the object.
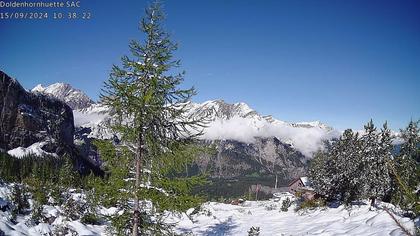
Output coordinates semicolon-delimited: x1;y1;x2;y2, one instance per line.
309;120;419;216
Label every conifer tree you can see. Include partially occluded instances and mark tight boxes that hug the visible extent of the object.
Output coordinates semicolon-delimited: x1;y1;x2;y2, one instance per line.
309;129;362;203
376;122;393;199
11;183;29;217
101;2;203;235
359;120;392;206
308;150;331;197
359;120;378;205
59;157;78;188
334;129;362;203
397;120;419;188
392;120;419;213
399;120;419;162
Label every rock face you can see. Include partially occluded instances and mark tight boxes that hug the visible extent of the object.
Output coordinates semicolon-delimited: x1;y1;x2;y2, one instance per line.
196;137;306;180
0;71;74;153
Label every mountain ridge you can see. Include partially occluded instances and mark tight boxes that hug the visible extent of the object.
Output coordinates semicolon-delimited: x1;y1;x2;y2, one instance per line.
32;83;339;157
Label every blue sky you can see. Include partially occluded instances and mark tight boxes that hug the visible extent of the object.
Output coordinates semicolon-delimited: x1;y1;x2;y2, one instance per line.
0;0;419;130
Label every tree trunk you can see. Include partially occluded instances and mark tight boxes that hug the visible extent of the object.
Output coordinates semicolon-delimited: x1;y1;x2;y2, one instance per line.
370;197;376;207
185;163;188;177
132;136;143;236
275;174;278;189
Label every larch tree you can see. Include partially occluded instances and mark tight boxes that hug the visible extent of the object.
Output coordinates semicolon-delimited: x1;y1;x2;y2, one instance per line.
101;2;203;235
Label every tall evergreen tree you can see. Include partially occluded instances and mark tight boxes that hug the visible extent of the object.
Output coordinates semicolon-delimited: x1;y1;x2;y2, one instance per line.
396;120;419;188
335;129;362;203
360;120;391;206
101;2;203;235
374;122;393;200
308;150;331;197
399;120;419;162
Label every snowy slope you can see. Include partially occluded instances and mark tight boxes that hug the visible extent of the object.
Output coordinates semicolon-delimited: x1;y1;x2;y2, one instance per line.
166;200;416;236
32;83;94;110
1;180;416;236
73;104;113;139
0;184;106;235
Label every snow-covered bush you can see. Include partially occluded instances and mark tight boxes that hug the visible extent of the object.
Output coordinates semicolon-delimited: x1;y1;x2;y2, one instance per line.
62;194;88;221
198;205;212;217
30;202;44;224
248;226;260;236
52;224;78;236
265;203;277;211
10;184;29;220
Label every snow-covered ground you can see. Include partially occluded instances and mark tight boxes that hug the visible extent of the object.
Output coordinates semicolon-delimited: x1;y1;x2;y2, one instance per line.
1;181;417;235
0;184;106;235
166;200;416;236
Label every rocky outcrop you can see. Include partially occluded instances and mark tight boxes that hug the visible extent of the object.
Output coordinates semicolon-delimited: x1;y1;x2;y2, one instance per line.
0;71;103;175
195;137;307;180
0;71;74;152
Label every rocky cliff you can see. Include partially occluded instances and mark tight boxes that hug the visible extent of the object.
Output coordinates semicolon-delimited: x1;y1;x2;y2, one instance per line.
196;137;306;180
0;71;74;153
0;71;103;175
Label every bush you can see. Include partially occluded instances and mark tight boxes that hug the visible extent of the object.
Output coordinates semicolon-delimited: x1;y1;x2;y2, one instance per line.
108;210;132;236
281;197;291;212
264;203;277;211
10;184;29;217
31;202;44;224
248;226;260;236
52;224;78;236
62;196;87;221
81;213;100;225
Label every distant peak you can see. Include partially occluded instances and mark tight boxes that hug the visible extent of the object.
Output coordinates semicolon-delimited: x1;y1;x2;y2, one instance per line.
31;82;94;110
32;84;45;92
293;120;332;130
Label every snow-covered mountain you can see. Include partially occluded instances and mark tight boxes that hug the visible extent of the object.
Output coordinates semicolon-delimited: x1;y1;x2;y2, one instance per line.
73;104;112;140
75;99;339;157
186;99;339;157
32;83;94;110
31;84;339;157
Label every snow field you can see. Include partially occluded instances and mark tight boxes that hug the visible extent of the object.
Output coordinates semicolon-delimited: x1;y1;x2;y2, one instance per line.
166;200;415;236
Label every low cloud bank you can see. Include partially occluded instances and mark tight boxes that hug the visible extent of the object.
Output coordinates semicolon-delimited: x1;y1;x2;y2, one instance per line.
200;116;340;157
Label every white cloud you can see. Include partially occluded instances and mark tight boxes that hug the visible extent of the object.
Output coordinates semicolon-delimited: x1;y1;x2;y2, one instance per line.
199;116;340;157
